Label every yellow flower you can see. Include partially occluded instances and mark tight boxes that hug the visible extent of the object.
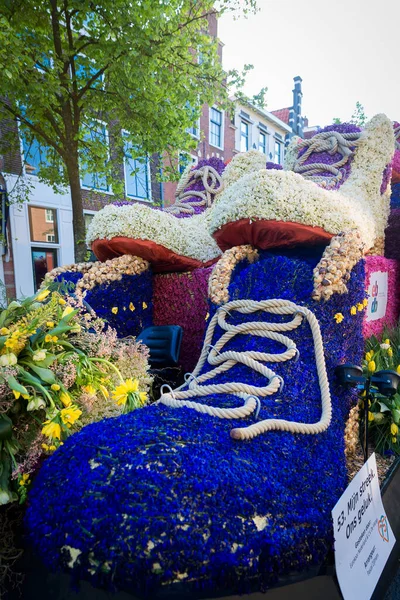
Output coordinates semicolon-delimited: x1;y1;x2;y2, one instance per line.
388;347;393;357
41;420;62;440
350;306;357;316
393;437;397;443
59;298;67;305
37;289;50;302
82;385;96;396
46;321;55;328
60;405;82;426
111;307;118;314
49;445;56;451
368;360;376;373
19;474;30;486
112;378;139;406
99;384;109;398
139;391;148;405
60;391;72;407
61;306;74;319
205;312;210;321
334;312;344;324
363;298;368;307
357;303;364;312
129;303;135;312
45;334;52;343
41;443;49;451
12;390;29;400
384;339;390;346
368;411;375;422
0;327;10;335
51;384;60;392
142;302;148;309
397;365;400;375
52;336;58;343
391;423;398;436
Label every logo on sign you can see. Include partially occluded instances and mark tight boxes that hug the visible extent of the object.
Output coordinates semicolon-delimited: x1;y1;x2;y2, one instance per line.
378;515;389;542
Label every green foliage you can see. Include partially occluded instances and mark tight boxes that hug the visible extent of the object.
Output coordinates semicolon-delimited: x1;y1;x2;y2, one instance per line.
350;101;368;128
361;321;400;456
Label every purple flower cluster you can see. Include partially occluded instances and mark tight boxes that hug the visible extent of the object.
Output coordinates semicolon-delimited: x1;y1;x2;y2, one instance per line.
266;162;283;170
176;157;226;218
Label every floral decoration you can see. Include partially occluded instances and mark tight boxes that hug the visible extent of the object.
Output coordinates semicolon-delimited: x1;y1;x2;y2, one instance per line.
220;149;267;190
208;245;259;305
363;256;400;338
26;252;365;595
0;289;151;505
211;114;394;254
153;267;213;372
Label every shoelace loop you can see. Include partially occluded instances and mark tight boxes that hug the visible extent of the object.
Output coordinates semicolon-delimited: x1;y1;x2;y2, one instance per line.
293;131;362;189
158;299;332;440
165;165;224;216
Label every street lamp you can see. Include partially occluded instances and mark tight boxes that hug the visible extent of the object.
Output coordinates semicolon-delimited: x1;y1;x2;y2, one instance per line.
335;364;400;462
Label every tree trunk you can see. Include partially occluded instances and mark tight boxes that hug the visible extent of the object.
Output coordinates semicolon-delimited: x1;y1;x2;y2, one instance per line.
65;150;87;263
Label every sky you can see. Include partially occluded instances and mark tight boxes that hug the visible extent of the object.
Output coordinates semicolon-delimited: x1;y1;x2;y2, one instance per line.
219;0;399;127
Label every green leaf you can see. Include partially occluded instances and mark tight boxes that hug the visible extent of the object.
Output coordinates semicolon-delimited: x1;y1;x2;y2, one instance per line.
28;365;56;384
392;409;400;424
0;415;12;441
7;376;28;396
378;402;391;413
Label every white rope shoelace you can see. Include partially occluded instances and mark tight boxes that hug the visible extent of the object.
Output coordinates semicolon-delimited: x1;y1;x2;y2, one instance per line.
165;165;224;216
158;299;332;440
293;131;362;189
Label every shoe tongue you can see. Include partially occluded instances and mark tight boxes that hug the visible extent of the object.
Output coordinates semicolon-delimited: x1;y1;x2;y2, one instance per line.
295;123;362;190
173;157;226;218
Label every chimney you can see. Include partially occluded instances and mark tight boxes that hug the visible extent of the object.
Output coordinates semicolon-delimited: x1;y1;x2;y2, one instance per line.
292;76;303;138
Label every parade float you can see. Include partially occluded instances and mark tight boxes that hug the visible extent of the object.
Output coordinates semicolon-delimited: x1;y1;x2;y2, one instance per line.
2;114;400;599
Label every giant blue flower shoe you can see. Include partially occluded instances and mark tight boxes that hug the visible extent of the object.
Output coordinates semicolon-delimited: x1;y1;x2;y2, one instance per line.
26;248;365;597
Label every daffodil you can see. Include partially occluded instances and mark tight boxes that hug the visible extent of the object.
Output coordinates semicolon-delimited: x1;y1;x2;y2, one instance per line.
99;384;109;398
111;307;118;314
51;384;60;391
112;378;147;412
33;350;47;362
61;306;74;319
0;327;10;335
334;312;344;324
82;385;96;396
59;298;67;305
45;334;53;343
388;347;393;357
60;405;82;426
365;351;373;362
37;289;50;302
13;390;30;400
60;391;72;407
391;423;398;436
41;420;62;440
368;360;376;373
350;306;357;316
46;321;55;328
0;353;18;366
384;339;391;346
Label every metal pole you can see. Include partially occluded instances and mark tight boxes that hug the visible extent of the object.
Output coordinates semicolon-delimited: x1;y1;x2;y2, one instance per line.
363;377;371;463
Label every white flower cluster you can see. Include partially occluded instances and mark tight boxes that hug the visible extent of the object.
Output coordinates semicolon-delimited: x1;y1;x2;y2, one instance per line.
86;203;222;264
209;245;259;305
220;150;266;190
284;136;302;171
211;114;394;253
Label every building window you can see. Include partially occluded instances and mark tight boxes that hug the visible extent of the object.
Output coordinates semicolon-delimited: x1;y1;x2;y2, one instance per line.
259;132;267;154
80;121;110;192
21;134;50;176
240;121;249;152
179;152;197;175
28;206;58;244
186;102;200;138
274;140;282;165
209;107;223;149
123;134;151;201
31;248;58;292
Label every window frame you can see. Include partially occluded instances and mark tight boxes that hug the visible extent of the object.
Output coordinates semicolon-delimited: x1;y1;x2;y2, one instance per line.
80;118;113;194
209;106;224;150
27;205;60;291
274;139;282;165
240;120;249;152
259;131;267;155
122;130;152;203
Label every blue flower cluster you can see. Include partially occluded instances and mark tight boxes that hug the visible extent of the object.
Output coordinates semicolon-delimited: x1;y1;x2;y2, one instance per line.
27;252;365;596
391;183;400;209
55;271;153;338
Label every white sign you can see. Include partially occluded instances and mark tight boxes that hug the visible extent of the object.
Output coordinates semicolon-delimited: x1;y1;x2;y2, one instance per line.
332;453;395;600
366;271;388;322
